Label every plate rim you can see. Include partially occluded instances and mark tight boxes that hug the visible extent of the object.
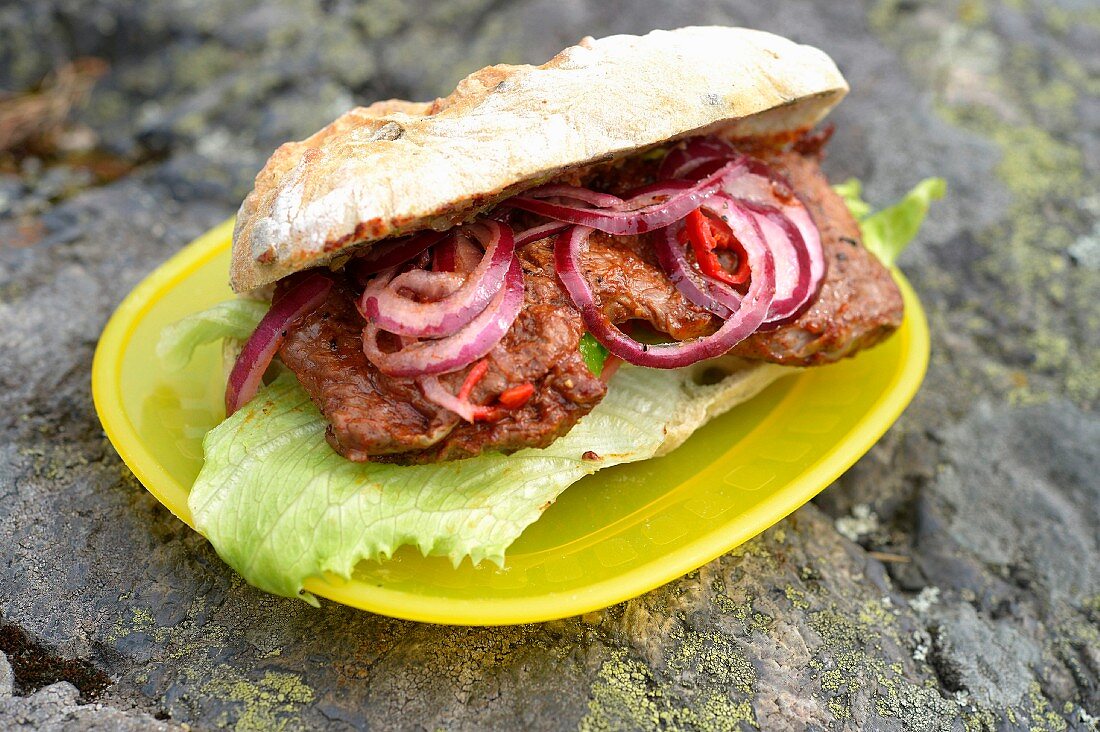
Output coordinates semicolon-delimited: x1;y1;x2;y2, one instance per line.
93;218;930;625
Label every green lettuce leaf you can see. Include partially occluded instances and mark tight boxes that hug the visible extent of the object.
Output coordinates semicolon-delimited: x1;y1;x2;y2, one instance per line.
187;360;786;604
834;177;946;267
156;299;268;371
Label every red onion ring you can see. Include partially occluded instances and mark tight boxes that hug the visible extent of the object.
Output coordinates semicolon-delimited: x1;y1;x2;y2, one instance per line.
452;234;483;273
661;143;825;322
722;170;825;324
359;221;515;338
508;159;746;235
657;136;735;180
653;224;741;319
432;235;457;272
225;271;332;415
524;184;625;208
657;144;825;327
346;229;449;282
420;376;475;421
419;359;505;423
362;256;524;377
514;221;569;247
431;231;484;273
554;226;775;368
747;204;814;325
654;190;819;326
387;268;466;301
652;197;769;320
615;179;697;207
418;375;487;423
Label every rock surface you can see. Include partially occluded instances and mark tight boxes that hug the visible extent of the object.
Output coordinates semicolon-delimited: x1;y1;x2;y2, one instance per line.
1;1;1097;730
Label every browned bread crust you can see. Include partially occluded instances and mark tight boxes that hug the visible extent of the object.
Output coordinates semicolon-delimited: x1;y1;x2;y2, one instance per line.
230;26;848;292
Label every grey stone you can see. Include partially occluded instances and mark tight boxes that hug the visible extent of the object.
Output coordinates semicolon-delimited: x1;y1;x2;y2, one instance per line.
0;679;176;731
0;651;13;699
1;0;1097;729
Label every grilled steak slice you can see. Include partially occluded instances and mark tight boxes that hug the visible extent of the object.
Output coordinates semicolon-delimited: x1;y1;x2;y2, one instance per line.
582;231;718;340
729;149;904;363
279;285;460;460
390;243;606;463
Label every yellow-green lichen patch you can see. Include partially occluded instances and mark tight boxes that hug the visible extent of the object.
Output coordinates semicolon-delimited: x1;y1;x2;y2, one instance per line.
666;626;756;695
578;647;759;732
803;604;963;728
962;706;997;732
580;580;764;732
107;603;315;730
784;587;810;611
679;694;757;732
200;670;314;732
577;650;668;732
858;597;899;627
1020;682;1068;732
870;0;1099;408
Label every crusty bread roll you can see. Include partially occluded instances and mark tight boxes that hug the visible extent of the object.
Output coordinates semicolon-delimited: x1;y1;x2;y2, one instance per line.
231;26;848;292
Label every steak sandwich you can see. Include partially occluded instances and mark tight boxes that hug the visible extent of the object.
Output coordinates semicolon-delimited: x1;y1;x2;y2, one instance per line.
227;27;899;464
164;27;938;601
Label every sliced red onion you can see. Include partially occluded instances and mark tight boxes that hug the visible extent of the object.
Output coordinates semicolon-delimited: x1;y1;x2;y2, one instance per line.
654;219;743;320
452;234;483;273
616;179;696;207
430;231;483;273
419;359;505;423
657;136;735;180
721;170;825;324
747;205;813;325
225;271;333;415
514;221;569;247
346;229;449;282
359;221;515;338
554;226;775;368
419;376;474;421
702;193;812;326
418;375;487;423
508;159;746;235
431;235;457;272
362;256;524;377
388;268;466;301
524;184;624;208
658;147;825;326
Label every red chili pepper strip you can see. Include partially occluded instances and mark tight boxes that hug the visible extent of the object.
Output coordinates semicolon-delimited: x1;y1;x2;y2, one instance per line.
714;216;751;285
452;359;504;421
474;407;505;422
498;382;535;409
683;208;750;286
457;359;490;401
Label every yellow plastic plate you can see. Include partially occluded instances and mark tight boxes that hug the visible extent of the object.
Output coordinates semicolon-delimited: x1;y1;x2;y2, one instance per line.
93;219;929;625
